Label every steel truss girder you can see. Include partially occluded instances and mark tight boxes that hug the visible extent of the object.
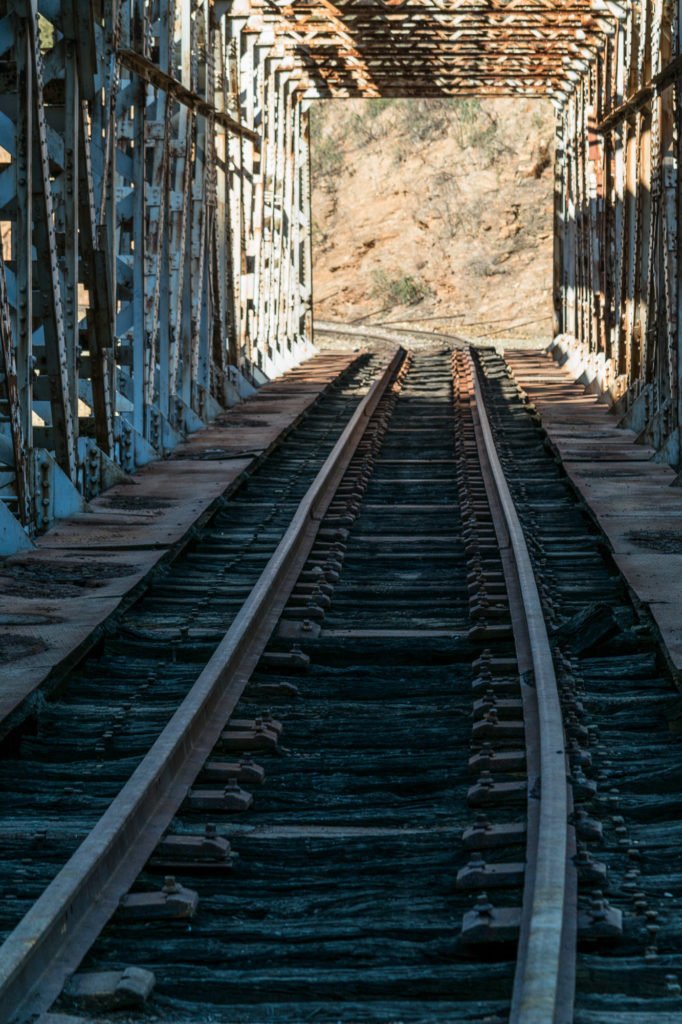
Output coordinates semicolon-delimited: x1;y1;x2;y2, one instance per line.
0;0;314;551
238;0;682;465
0;0;680;558
553;0;682;465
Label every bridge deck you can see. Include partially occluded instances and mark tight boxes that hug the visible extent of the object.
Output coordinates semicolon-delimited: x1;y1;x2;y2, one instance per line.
0;354;358;736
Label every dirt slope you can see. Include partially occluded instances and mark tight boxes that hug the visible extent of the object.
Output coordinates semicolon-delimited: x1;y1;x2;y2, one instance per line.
310;97;556;342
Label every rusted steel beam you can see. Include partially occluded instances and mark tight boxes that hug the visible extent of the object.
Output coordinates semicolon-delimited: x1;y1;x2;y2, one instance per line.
116;47;260;143
595;53;682;133
0;0;677;544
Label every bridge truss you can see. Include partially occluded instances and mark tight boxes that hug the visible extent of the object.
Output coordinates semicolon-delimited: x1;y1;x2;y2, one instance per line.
0;0;679;552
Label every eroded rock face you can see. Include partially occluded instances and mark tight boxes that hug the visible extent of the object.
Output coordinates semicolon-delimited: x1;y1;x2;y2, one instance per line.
310;97;555;344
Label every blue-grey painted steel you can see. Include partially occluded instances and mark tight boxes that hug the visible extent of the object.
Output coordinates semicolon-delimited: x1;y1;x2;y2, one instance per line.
0;1;314;550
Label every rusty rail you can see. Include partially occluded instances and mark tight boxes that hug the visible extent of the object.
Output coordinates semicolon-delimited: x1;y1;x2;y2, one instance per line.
469;352;575;1024
0;348;406;1024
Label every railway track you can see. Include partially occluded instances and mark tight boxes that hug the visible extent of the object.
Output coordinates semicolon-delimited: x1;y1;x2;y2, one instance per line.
2;345;682;1023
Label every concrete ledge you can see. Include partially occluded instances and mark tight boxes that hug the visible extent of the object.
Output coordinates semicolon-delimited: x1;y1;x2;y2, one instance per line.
505;348;682;679
0;353;360;737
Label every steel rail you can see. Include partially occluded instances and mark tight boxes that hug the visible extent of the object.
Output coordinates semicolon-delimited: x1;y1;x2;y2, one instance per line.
0;347;406;1024
469;352;574;1024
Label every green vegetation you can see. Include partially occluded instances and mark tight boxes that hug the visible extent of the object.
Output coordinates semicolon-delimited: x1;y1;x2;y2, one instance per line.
370;270;431;307
311;135;345;184
309;102;345;187
311;218;327;248
532;108;549;131
309;96;513;179
346;111;391;144
468;256;500;278
357;98;508;165
366;99;395;119
394;98;463;143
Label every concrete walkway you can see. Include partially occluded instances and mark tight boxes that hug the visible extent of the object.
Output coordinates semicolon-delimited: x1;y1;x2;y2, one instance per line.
506;348;682;679
0;354;359;735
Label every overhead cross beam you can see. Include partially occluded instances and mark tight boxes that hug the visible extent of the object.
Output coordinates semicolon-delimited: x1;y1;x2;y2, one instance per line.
244;0;611;99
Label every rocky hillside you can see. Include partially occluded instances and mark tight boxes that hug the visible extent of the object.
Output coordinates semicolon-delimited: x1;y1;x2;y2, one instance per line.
310;97;556;342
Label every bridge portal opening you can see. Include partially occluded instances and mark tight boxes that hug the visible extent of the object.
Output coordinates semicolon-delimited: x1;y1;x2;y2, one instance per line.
0;0;680;548
310;98;555;344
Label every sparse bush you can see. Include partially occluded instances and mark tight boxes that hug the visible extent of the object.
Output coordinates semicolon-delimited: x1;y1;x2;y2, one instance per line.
311;99;393;159
309;96;509;172
455;98;482;125
312;219;327;247
347;112;390;144
308;102;325;134
430;170;462;236
370;270;431;306
384;97;511;165
392;98;453;143
366;99;395;119
311;135;345;185
468;256;504;278
392;140;414;166
468;119;509;166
